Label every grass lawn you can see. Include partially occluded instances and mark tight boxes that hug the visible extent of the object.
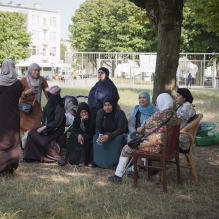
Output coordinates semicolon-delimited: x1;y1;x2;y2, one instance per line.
0;87;219;219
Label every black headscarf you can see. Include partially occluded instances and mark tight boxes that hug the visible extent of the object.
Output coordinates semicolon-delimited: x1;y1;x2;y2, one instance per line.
103;97;117;132
75;102;91;121
42;92;64;125
177;88;194;103
88;67;119;109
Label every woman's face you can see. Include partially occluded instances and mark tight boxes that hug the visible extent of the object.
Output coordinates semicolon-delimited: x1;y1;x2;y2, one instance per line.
32;67;40;79
104;102;113;113
80;110;88;118
139;94;148;107
175;93;186;105
98;70;106;81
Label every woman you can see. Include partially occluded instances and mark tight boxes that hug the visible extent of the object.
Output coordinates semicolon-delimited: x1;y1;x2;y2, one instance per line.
128;91;157;133
65;102;95;166
175;88;196;154
20;63;48;147
108;93;178;184
93;97;128;169
88;67;119;114
0;59;23;174
22;86;66;166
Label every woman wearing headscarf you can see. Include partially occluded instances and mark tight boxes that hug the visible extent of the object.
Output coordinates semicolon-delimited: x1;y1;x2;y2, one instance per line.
128;91;158;133
20;63;48;147
65;102;95;166
108;93;178;184
22;86;66;166
0;59;23;174
175;88;196;154
88;67;119;114
93;97;128;169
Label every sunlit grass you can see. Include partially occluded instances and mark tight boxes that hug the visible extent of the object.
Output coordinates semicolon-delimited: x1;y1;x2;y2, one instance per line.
0;87;219;218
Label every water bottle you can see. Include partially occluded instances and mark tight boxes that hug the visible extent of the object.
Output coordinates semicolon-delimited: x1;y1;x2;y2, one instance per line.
98;134;103;145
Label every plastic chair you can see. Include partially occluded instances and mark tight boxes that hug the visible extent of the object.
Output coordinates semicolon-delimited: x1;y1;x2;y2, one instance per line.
167;113;203;182
133;118;181;193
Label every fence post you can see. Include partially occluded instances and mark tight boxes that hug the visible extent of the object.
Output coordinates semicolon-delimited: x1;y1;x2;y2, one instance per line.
203;54;205;92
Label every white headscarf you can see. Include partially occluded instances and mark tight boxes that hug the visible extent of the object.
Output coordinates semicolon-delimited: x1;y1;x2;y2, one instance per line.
26;63;42;102
156;93;173;111
0;59;17;86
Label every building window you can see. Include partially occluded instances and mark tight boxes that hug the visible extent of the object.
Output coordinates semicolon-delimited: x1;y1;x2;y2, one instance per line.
43;31;47;41
50;17;56;26
43;18;46;26
32;15;39;25
32;46;39;55
32;30;39;41
43;47;46;56
50;47;56;56
50;32;56;41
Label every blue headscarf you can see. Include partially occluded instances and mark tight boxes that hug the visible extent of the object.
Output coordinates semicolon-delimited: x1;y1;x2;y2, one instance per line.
130;91;158;124
88;67;119;109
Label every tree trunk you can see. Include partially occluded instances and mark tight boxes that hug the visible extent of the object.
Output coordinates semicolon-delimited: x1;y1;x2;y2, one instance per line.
129;0;183;103
152;0;183;103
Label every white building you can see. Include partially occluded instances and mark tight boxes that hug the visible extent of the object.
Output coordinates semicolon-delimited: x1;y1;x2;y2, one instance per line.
0;1;64;76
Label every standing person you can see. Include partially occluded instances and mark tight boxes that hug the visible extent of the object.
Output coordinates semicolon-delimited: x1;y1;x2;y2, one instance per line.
88;67;119;114
20;63;48;148
93;97;127;169
22;86;66;165
73;70;77;79
187;73;192;88
65;102;95;166
0;59;23;174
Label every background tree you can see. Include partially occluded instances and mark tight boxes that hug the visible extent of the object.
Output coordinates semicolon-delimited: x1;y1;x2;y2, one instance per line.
60;43;68;62
187;0;219;32
0;11;32;66
69;0;157;52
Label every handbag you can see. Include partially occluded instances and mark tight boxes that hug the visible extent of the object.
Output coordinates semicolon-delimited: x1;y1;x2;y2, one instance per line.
127;111;174;149
40;127;57;137
19;98;35;113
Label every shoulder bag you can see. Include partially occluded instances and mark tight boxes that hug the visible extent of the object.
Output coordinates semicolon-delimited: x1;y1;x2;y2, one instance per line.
19;98;35;113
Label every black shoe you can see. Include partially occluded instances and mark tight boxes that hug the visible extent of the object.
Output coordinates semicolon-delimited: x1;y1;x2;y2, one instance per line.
151;169;159;176
92;161;98;168
58;159;66;166
127;170;139;179
108;175;122;184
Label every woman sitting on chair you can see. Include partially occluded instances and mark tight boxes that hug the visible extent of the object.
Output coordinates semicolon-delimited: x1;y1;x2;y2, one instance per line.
129;91;157;133
108;93;178;184
93;97;128;169
22;85;66;166
175;88;196;154
65;102;95;166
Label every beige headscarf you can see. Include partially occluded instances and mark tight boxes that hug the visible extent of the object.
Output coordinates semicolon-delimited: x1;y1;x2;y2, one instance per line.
0;59;18;86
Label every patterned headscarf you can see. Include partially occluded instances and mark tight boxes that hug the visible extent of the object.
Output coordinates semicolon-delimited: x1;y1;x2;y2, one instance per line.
26;63;42;102
0;59;17;86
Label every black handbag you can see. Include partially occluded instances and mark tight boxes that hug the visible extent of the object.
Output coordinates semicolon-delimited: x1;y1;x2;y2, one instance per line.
127;111;174;149
19;99;35;113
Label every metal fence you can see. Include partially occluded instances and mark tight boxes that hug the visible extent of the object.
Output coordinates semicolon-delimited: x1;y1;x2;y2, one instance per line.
64;52;219;90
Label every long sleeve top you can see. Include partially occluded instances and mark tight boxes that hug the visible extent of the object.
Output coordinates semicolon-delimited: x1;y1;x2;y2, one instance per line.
95;108;128;140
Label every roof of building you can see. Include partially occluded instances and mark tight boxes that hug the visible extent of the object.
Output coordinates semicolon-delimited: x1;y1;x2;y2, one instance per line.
0;4;59;14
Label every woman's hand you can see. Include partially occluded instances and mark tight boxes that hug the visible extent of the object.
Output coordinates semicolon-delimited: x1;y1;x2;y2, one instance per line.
78;134;84;145
37;126;46;133
81;115;88;121
137;127;144;133
101;135;109;144
25;89;33;96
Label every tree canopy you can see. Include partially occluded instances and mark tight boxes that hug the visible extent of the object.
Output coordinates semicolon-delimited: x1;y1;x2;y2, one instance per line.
60;43;68;62
69;0;157;52
0;11;32;65
187;0;219;32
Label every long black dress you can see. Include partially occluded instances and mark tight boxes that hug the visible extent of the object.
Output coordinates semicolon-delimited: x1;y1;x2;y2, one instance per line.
23;105;66;162
0;80;23;173
65;110;95;165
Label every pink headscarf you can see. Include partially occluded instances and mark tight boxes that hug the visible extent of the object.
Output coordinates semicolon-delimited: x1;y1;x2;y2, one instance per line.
45;85;61;95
